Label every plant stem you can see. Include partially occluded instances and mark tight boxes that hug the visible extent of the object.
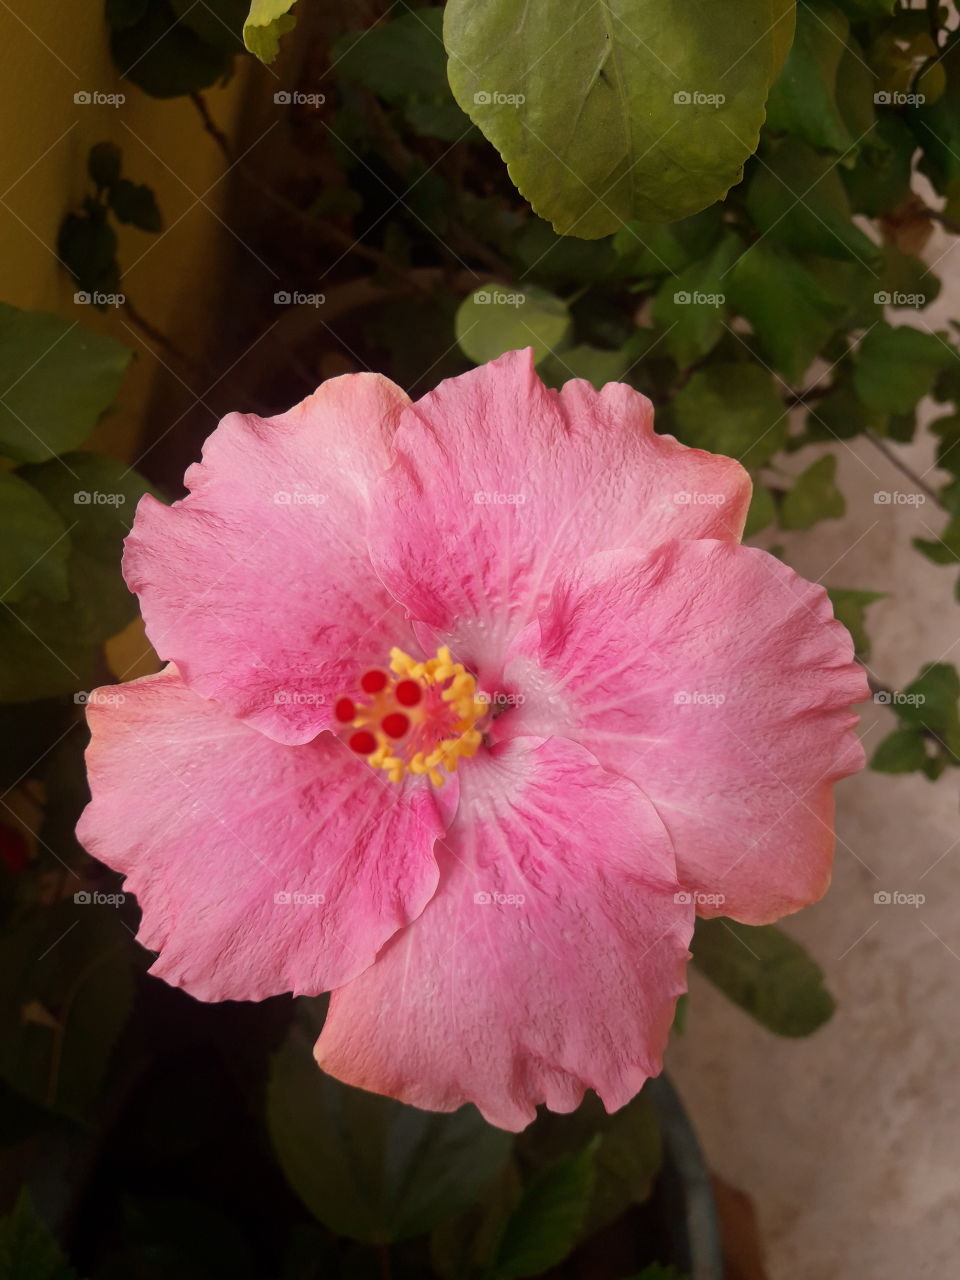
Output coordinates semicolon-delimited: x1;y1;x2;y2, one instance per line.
865;430;941;503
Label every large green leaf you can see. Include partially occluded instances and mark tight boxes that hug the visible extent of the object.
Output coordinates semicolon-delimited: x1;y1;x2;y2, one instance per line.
17;453;157;647
853;322;953;414
493;1144;597;1278
670;363;787;470
766;1;855;152
871;727;928;773
691;918;835;1037
243;0;297;62
444;0;796;237
0;305;131;463
780;454;845;529
727;243;849;383
746;138;881;264
651;233;741;368
0;472;70;605
267;1025;513;1243
455;284;570;366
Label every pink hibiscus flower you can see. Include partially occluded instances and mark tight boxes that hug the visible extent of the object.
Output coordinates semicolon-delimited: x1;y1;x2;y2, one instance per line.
77;349;868;1131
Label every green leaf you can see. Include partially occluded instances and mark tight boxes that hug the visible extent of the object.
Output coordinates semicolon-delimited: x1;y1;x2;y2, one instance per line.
691;918;835;1037
0;900;134;1118
430;1163;523;1280
871;727;928;773
743;482;777;537
111;1;232;97
444;0;796;237
670;364;787;470
835;0;895;17
0;1190;79;1280
910;39;960;197
172;0;247;53
539;344;630;390
727;243;849;383
895;664;960;750
766;1;855;152
841;113;915;217
0;305;131;463
651;233;740;368
243;0;298;63
17;453;159;645
455;284;570;366
267;1025;512;1243
826;587;885;658
106;0;149;28
88;141;122;189
57;209;118;296
612;208;724;278
746;138;881;265
493;1143;598;1278
913;514;960;566
853;322;953;414
0;473;70;605
518;1091;661;1241
780;454;845;529
805;375;887;441
514;219;619;288
108;178;163;232
336;9;447;102
623;1267;689;1280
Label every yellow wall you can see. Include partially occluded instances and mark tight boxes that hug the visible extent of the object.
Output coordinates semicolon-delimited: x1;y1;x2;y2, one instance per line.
0;2;251;463
0;4;256;677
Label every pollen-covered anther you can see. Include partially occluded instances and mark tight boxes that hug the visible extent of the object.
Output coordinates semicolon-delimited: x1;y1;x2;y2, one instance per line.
334;645;487;786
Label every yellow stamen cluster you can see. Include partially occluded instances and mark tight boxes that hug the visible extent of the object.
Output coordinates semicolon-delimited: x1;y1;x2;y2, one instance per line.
364;646;485;786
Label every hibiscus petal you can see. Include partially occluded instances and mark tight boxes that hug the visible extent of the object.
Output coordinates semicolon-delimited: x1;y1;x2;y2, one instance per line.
369;349;751;680
502;540;870;924
76;666;447;1002
315;735;692;1132
125;374;412;745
